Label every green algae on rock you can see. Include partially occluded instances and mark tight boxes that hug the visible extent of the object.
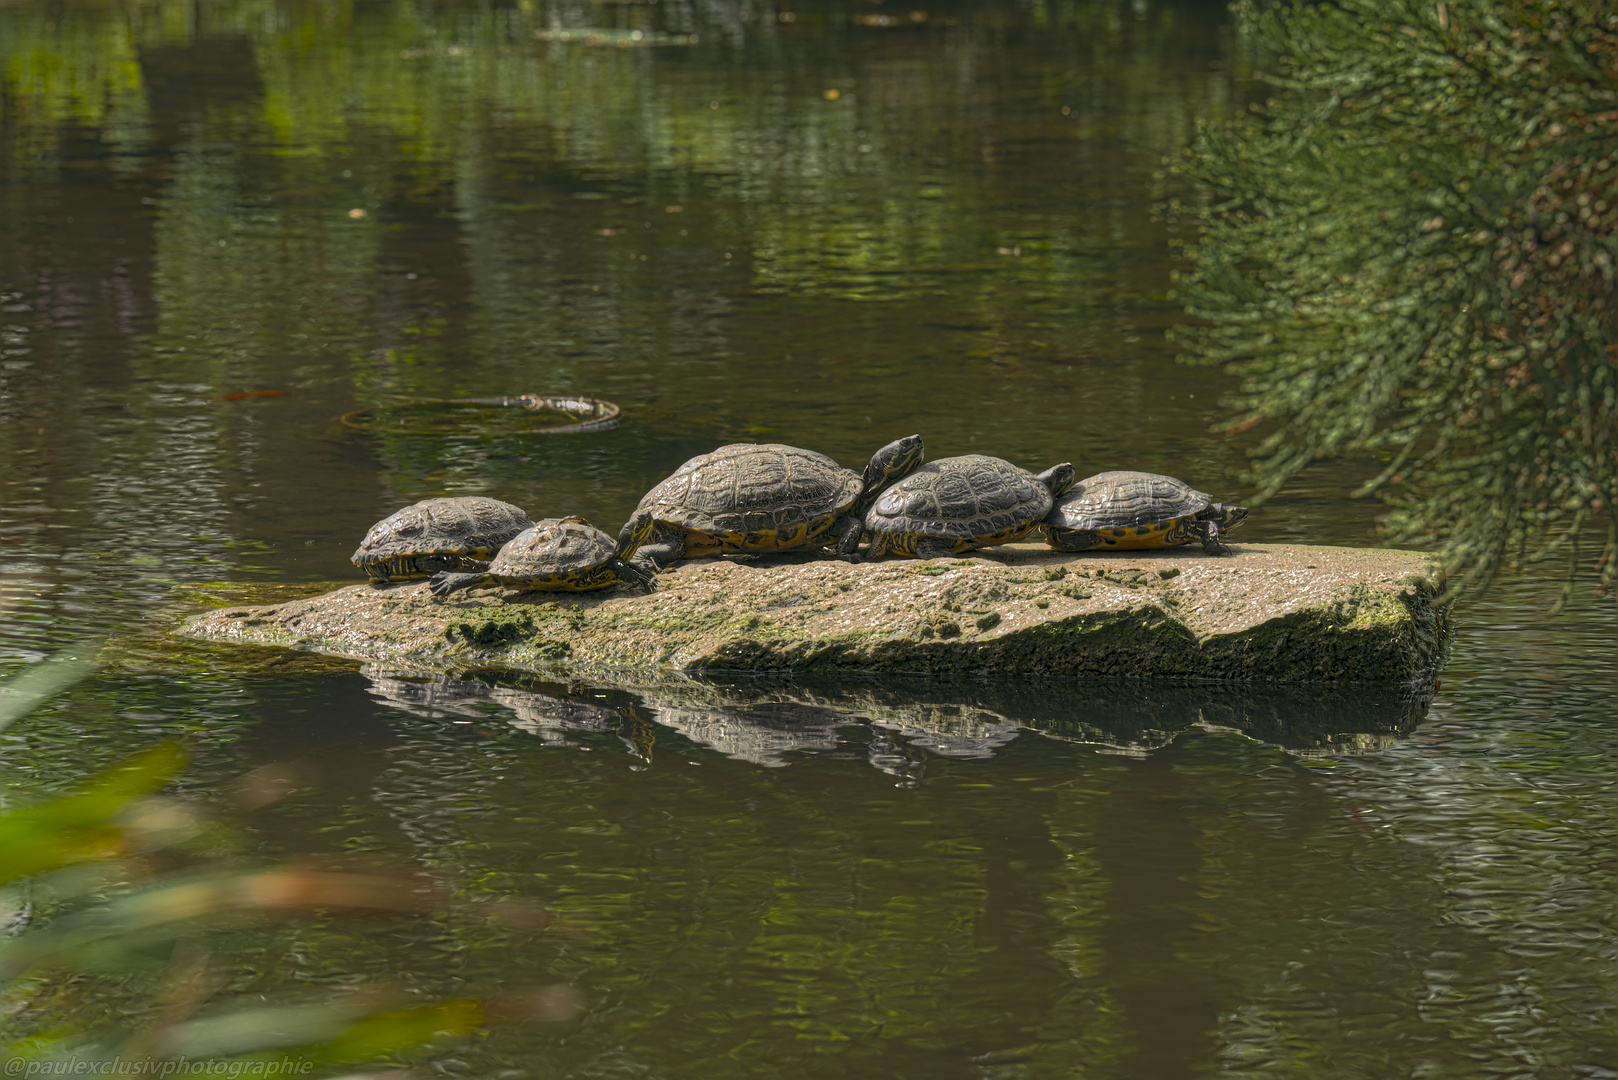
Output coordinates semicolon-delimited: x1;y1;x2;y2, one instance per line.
178;543;1446;686
100;581;363;677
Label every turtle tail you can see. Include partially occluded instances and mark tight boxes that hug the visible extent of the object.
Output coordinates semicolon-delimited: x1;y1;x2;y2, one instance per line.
430;571;496;597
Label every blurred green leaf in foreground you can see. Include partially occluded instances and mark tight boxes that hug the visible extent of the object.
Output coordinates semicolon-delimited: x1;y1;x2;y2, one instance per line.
1174;0;1618;599
0;655;578;1073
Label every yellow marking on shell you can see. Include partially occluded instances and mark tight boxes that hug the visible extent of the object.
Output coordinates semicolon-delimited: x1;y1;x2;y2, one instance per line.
1088;516;1194;549
682;530;724;557
506;569;612;591
868;533;912;558
950;520;1040;553
700;513;835;553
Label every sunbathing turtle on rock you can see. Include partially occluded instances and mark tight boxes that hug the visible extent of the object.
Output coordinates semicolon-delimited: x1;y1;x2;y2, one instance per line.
1044;470;1247;555
430;513;658;596
859;454;1075;560
351;496;534;583
622;435;925;570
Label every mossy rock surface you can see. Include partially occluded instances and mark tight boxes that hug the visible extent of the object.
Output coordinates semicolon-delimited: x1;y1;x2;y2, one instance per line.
177;543;1447;686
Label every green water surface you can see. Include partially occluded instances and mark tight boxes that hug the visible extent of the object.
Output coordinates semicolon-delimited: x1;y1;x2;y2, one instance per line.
3;1;1616;1077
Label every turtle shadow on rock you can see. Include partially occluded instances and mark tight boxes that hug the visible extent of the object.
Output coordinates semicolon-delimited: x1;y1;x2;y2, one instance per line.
356;664;1431;767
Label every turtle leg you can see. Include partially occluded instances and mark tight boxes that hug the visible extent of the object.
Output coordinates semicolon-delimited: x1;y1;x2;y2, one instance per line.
613;557;659;593
431;571;496;597
832;514;865;561
630;526;686;574
1045;526;1104;552
912;536;962;560
422;554;490;574
1198;520;1231;556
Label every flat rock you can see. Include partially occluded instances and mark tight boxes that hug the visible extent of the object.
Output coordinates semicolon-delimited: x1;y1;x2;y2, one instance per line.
179;543;1447;685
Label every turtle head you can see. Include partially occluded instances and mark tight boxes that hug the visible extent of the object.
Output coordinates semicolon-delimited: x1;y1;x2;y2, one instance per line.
858;434;925;510
1213;503;1249;531
616;510;657;560
1036;462;1076;498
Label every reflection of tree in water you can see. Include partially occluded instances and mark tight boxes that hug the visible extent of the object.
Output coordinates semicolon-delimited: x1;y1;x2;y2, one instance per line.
0;0;1255;526
248;662;1618;1075
1177;0;1618;598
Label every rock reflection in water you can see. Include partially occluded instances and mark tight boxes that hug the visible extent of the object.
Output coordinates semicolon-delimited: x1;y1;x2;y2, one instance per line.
363;665;620;747
645;701;847;768
359;666;1428;769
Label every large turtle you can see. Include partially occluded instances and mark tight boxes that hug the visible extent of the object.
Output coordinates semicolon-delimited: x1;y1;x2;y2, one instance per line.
860;454;1075;559
429;513;658;596
352;496;534;582
622;435;925;569
1044;470;1247;555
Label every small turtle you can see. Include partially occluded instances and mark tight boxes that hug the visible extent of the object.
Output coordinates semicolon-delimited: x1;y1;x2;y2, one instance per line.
623;435;925;569
352;496;534;582
861;454;1075;559
429;513;658;596
1044;470;1248;555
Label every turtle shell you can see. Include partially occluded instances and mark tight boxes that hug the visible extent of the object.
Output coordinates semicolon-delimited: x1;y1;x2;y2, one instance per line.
634;443;863;553
1045;470;1240;550
487;517;621;588
351;496;533;580
1048;471;1210;531
864;454;1053;555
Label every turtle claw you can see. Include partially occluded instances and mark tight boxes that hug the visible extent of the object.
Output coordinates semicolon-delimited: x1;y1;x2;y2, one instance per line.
1200;521;1232;556
430;572;484;597
616;559;660;593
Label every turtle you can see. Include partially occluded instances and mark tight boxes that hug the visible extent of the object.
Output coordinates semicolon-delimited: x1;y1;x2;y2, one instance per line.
621;434;926;569
429;513;659;597
1043;470;1248;555
352;496;534;582
860;454;1076;559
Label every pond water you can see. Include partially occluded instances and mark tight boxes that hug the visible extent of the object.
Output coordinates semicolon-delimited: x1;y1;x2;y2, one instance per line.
3;0;1617;1076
